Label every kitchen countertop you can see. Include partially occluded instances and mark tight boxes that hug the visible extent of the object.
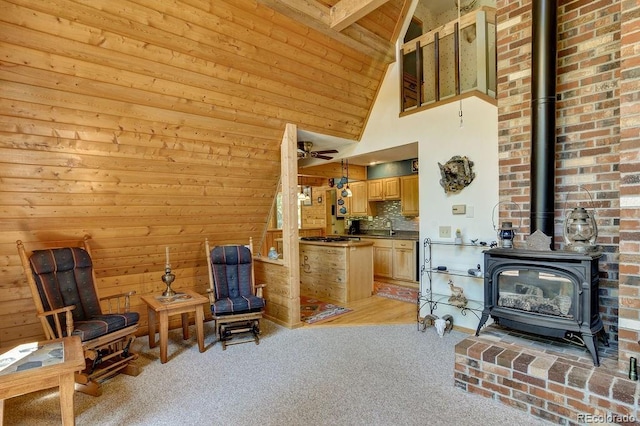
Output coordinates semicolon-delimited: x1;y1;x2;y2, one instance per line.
299;239;374;248
340;231;419;241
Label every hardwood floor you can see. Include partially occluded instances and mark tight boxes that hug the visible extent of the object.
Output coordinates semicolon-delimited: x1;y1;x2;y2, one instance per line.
302;293;417;328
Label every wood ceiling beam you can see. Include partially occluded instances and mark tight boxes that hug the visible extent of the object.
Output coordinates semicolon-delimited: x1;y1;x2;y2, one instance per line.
330;0;391;32
257;0;393;61
390;0;414;44
298;162;367;181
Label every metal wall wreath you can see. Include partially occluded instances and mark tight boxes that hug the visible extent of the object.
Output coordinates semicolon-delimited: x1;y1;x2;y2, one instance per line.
437;155;476;194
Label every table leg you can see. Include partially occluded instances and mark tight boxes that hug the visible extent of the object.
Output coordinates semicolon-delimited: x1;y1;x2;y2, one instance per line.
159;311;168;364
59;372;76;426
181;313;190;340
147;307;157;348
195;306;205;353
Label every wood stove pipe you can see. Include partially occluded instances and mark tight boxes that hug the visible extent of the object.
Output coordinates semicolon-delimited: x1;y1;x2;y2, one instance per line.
530;0;557;247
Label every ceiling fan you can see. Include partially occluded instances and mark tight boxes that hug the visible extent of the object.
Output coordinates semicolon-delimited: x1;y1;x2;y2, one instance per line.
297;141;338;160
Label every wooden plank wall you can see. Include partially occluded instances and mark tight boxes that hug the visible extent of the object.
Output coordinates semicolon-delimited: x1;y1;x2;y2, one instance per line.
0;0;393;346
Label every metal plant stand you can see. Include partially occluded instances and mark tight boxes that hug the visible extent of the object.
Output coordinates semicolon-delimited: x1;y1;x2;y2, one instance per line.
417;238;485;331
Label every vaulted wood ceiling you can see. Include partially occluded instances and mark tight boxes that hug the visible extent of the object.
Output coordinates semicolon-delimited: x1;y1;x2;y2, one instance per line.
0;0;410;345
254;0;410;139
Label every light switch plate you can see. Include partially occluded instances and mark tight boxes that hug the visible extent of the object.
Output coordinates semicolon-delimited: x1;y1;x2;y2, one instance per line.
439;226;451;238
452;204;466;215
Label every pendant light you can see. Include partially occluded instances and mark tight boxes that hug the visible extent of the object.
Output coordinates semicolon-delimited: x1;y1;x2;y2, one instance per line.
297;177;308;201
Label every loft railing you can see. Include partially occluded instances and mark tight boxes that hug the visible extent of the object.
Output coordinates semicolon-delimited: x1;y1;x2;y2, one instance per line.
400;6;496;113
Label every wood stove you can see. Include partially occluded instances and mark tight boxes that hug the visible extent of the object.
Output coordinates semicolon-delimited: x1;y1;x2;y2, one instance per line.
475;248;608;366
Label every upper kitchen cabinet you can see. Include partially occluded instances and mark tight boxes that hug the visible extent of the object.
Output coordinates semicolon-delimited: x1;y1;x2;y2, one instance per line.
401;175;419;216
368;178;401;201
349;181;376;216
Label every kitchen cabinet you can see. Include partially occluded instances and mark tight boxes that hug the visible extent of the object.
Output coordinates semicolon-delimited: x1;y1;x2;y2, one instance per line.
362;238;393;278
401;175;419;216
299;240;374;303
347;181;375;216
392;239;416;281
362;238;416;283
368;178;400;201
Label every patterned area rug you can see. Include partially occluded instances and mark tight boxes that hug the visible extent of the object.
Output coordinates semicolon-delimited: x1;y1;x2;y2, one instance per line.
300;296;352;324
374;281;418;304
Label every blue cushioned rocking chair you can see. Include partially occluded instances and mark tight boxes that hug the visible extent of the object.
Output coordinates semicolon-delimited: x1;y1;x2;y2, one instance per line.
205;238;265;349
17;236;140;396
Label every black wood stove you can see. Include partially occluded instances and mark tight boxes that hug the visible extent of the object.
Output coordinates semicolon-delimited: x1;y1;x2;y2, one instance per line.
475;248;608;366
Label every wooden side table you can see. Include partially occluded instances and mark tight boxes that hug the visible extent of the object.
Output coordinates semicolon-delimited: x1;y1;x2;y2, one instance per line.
0;336;84;426
141;289;208;363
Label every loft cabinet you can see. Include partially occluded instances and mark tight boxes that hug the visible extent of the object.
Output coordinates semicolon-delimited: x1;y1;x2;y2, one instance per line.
401;175;419;216
368;178;400;201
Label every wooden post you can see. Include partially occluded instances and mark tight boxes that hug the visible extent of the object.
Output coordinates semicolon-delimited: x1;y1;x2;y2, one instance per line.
399;47;405;112
280;123;301;326
476;10;488;95
454;22;460;96
434;32;440;102
415;40;422;107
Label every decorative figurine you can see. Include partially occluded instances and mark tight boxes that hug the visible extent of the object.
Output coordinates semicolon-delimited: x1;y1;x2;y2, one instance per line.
421;314;454;337
448;279;468;307
268;247;278;260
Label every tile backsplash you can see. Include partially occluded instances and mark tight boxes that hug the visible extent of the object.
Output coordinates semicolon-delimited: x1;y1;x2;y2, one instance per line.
351;200;419;232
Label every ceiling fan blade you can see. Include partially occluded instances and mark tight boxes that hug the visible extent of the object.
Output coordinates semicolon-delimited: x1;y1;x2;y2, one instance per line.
313;149;339;155
313;154;334;160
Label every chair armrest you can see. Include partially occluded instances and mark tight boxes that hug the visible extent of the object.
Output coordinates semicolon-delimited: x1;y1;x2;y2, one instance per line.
205;288;216;305
100;291;136;313
37;306;75;339
255;283;266;298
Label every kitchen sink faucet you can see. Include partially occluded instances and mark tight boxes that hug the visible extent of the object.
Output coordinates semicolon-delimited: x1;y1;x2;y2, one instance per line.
386;219;395;236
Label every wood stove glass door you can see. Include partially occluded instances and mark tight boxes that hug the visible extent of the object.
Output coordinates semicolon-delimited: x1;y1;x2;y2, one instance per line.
496;269;576;319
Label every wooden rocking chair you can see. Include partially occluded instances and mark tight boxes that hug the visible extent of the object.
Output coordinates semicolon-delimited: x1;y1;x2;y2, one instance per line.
16;236;141;396
205;238;266;349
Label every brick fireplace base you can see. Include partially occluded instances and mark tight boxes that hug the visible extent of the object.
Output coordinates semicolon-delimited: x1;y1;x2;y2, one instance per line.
454;325;639;424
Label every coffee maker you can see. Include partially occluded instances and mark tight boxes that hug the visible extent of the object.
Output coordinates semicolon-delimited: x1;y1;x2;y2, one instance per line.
348;219;361;235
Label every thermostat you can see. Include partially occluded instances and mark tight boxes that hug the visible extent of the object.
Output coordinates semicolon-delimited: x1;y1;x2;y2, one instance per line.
452;204;466;215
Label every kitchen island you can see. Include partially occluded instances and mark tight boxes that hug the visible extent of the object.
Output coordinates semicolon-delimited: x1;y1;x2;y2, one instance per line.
299;238;374;303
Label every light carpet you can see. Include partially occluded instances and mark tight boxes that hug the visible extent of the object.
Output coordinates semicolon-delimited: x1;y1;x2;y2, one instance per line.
3;321;551;426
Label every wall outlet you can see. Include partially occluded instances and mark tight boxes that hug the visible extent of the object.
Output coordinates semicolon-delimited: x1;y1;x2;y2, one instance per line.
439;226;451;238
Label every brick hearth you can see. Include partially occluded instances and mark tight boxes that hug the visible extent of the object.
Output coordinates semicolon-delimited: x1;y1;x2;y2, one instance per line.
454;325;639;425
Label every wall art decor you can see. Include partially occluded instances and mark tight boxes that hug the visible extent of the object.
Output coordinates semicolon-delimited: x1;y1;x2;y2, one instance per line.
438;155;475;194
